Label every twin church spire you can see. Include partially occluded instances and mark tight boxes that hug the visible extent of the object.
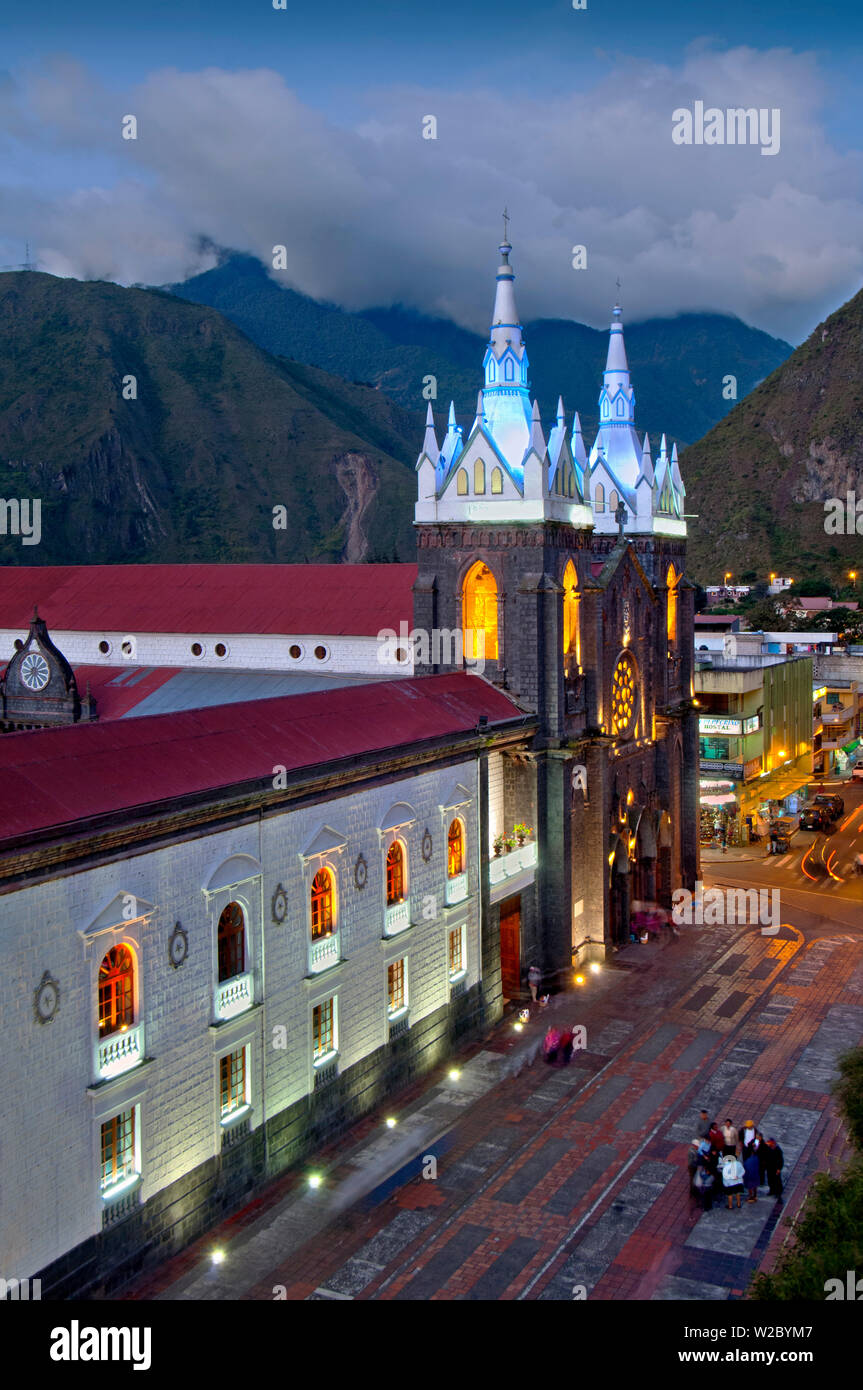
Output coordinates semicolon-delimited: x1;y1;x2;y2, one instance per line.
414;234;686;535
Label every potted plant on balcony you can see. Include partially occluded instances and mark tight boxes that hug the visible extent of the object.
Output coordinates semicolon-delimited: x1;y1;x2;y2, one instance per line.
503;833;516;852
493;833;505;857
513;822;533;846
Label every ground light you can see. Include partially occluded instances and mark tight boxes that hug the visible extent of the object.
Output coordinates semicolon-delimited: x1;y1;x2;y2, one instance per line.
590;962;601;975
513;1021;524;1032
385;1117;397;1129
448;1068;461;1080
574;974;585;985
211;1249;225;1265
308;1173;323;1190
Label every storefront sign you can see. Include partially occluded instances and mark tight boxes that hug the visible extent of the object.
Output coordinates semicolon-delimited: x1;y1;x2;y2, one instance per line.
743;714;761;734
699;716;742;735
743;756;763;780
699;761;743;779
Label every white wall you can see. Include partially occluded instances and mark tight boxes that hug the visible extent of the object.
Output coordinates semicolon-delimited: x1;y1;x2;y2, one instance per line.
0;760;478;1279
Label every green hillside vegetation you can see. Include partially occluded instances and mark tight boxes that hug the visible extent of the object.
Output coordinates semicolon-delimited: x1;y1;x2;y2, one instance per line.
683;285;863;586
0;272;418;565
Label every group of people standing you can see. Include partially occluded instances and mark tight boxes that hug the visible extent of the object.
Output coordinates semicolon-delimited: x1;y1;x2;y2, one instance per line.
541;1023;578;1067
688;1111;784;1211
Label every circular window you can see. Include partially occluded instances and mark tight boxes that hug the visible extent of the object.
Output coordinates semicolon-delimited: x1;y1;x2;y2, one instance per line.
215;642;227;658
191;642;204;657
611;653;637;736
98;640;111;655
121;639;134;657
314;645;328;661
289;644;302;660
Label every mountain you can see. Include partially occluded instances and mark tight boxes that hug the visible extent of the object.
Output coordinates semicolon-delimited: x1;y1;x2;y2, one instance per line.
164;253;792;447
0;272;418;566
682;284;863;586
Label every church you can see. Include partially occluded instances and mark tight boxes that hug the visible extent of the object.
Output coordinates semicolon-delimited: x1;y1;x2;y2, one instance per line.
0;236;697;1296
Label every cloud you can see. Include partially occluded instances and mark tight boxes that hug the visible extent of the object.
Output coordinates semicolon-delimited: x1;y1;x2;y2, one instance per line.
1;44;861;341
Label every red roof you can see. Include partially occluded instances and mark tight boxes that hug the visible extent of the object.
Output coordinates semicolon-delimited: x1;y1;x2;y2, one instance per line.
76;666;180;718
0;564;417;637
0;674;526;844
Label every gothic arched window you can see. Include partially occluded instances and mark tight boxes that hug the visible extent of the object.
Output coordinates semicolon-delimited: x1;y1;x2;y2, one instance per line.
463;561;499;661
447;818;465;877
616;398;625;417
98;945;135;1038
595;483;605;513
608;490;619;516
310;869;334;940
217;901;246;983
474;459;486;494
456;469;468;495
491;466;503;494
505;358;514;381
667;564;680;644
386;842;405;905
562;559;580;664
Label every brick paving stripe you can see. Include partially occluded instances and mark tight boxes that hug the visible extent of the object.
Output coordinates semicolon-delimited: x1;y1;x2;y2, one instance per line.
574;1074;632;1122
464;1236;540;1299
392;1224;491;1299
495;1136;573;1204
617;1081;674;1132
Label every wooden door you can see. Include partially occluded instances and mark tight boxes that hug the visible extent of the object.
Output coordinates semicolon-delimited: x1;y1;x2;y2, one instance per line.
499;895;521;1000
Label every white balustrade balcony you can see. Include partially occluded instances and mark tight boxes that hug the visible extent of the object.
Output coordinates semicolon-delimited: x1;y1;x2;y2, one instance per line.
384;897;411;936
489;840;538;903
446;873;468;906
309;930;340;974
214;971;254;1021
95;1022;145;1081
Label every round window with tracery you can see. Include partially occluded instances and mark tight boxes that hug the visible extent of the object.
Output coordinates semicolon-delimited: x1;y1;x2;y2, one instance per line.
610;653;637;736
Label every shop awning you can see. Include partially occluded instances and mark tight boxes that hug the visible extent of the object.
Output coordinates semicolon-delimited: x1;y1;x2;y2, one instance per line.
737;760;812;815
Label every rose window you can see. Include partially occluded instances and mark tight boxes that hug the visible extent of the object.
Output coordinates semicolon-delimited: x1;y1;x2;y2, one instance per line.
610;654;637;735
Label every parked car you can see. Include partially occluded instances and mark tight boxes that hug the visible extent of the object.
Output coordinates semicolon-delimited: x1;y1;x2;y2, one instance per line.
813;793;844;819
799;808;833;832
852;765;863;782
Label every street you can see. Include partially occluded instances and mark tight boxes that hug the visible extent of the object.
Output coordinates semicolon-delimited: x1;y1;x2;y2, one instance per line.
119;784;863;1302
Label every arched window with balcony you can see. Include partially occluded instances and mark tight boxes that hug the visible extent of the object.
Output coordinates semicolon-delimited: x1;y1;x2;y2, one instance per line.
447;818;465;877
462;560;499;661
98;944;135;1038
217;901;246;982
386;841;406;905
310;868;334;939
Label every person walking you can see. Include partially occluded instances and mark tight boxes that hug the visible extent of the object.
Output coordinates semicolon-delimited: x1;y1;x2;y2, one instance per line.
527;964;542;1004
697;1109;711;1141
722;1118;739;1156
687;1140;701;1200
558;1023;576;1067
764;1138;784;1198
542;1025;561;1065
722;1153;745;1209
743;1147;760;1203
693;1142;716;1211
755;1131;769;1187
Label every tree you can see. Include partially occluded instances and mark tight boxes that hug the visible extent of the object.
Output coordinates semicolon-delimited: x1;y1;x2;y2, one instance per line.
749;1047;863;1300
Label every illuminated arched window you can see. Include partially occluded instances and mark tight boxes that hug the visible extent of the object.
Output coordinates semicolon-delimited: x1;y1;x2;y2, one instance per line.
474;459;486;494
667;564;680;644
218;901;246;982
310;869;334;940
456;469;468;495
608;490;619;516
567;466;575;498
463;560;499;661
386;842;405;905
448;819;465;878
562;559;581;664
491;466;503;494
98;944;135;1038
595;483;605;513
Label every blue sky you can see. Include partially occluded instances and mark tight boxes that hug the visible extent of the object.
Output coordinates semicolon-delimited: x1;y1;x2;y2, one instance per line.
3;1;863;339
